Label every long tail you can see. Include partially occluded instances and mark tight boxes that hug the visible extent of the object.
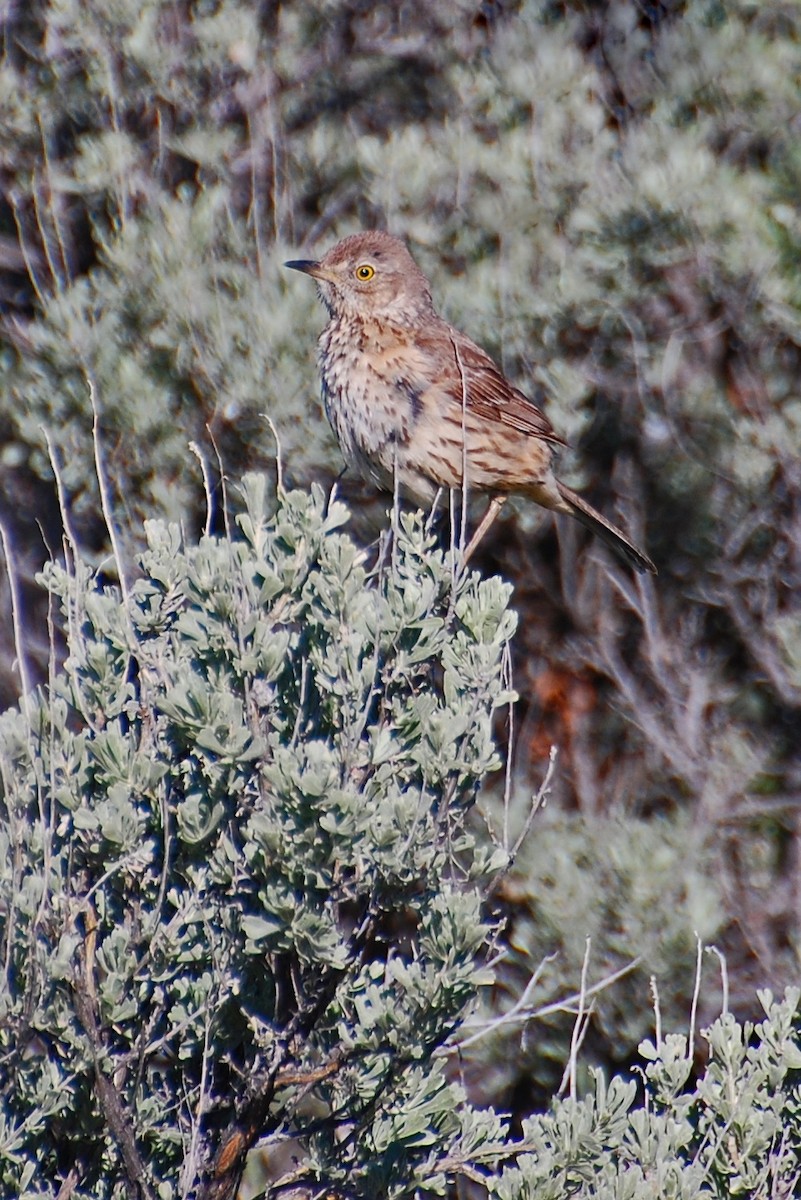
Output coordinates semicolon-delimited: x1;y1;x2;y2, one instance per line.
557;481;656;574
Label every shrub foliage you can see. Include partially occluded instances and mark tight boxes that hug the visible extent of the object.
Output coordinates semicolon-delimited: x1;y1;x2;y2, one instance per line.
2;485;800;1197
1;481;515;1197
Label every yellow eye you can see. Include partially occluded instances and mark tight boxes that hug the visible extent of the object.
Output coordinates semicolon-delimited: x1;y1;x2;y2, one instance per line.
355;263;375;281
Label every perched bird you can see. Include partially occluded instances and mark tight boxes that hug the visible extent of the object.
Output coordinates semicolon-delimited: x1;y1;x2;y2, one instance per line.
285;230;656;573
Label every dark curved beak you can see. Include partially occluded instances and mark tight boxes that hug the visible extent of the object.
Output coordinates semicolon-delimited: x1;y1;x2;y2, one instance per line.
284;259;321;277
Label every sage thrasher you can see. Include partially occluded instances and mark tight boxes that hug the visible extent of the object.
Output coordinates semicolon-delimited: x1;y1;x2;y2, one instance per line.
285;230;656;573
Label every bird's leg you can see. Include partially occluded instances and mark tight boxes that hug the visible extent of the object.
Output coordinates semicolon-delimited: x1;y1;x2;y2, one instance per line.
461;494;507;564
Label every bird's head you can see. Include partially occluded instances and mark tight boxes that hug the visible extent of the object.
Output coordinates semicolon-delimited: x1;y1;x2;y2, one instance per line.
285;230;435;323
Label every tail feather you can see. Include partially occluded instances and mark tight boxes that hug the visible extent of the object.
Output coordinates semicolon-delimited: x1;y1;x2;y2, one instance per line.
556;481;656;575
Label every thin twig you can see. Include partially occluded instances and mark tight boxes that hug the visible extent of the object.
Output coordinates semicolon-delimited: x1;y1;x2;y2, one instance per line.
263;413;285;497
650;975;662;1054
705;944;729;1016
43;428;81;560
0;519;32;720
189;441;216;539
508;745;556;864
566;937;593;1101
207;424;230;540
88;374;130;609
689;933;703;1052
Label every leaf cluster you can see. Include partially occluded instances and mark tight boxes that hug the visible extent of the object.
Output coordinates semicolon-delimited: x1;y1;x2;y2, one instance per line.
493;989;801;1200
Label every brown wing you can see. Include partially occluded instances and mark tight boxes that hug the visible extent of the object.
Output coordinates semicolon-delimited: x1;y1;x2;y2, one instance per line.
441;326;567;447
